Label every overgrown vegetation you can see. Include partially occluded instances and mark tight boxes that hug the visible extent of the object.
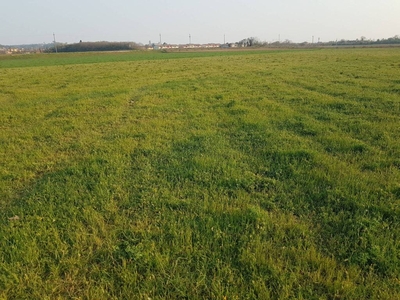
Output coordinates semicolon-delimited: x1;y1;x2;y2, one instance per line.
0;48;399;299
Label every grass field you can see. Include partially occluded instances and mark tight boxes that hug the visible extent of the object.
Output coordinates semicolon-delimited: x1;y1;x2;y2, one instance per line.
1;48;399;299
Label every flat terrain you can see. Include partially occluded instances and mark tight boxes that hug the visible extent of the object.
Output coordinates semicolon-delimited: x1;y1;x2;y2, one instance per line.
0;48;399;299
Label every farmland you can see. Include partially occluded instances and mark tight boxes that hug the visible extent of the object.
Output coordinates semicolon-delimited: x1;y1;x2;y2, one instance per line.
0;48;399;299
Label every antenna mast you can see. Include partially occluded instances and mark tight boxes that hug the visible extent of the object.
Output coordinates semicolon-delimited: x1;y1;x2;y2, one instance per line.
53;33;58;53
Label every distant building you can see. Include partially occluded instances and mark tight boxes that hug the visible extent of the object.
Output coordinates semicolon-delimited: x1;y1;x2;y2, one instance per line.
160;44;179;49
203;43;220;48
220;43;239;48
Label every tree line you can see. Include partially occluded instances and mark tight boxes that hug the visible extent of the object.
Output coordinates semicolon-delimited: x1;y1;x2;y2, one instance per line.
46;41;140;53
238;35;400;47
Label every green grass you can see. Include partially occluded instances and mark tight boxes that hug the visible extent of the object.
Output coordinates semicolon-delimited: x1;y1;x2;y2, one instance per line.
1;48;399;299
0;49;294;69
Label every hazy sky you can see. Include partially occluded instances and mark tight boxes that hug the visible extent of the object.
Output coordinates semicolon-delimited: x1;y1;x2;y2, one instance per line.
1;0;399;45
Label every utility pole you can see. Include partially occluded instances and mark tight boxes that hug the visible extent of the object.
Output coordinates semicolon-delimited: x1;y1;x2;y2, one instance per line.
189;34;191;44
53;33;57;53
312;36;314;44
159;34;161;44
278;34;280;43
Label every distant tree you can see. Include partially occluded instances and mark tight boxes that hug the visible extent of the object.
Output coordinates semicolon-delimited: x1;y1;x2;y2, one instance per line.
248;37;260;46
238;37;261;47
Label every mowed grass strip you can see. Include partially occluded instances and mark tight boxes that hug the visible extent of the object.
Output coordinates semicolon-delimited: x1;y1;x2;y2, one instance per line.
0;48;399;299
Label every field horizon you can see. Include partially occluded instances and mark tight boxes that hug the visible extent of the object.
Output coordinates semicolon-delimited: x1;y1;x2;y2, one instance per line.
1;48;399;299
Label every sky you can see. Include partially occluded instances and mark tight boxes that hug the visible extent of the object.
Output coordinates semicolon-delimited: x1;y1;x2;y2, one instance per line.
1;0;399;45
